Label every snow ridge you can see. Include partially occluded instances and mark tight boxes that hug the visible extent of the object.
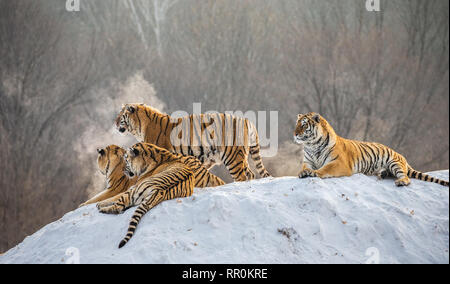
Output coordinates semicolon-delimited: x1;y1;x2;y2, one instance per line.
1;171;448;264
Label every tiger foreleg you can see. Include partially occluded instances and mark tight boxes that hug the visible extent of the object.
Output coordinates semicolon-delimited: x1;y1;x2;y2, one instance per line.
298;167;317;178
298;163;316;178
314;162;352;178
299;161;352;179
96;192;126;209
79;189;121;208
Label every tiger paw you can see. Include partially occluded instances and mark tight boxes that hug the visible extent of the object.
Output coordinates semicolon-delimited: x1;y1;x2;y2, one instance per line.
298;168;316;178
97;201;114;210
98;205;123;215
395;177;411;187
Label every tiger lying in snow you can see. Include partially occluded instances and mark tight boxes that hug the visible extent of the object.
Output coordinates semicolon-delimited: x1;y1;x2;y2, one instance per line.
96;143;225;248
80;144;224;208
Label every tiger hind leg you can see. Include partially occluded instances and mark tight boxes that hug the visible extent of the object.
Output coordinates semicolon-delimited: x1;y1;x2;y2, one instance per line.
227;152;255;181
228;162;254;182
249;145;271;178
388;160;411;187
245;166;256;180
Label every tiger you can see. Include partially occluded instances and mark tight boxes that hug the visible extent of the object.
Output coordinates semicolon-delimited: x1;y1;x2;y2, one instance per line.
96;142;225;248
81;143;224;207
79;145;137;207
115;103;271;182
294;112;449;187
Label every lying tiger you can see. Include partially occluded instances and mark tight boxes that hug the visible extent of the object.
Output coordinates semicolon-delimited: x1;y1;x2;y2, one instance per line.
96;142;224;248
115;103;271;181
79;145;137;207
80;144;225;207
294;112;449;187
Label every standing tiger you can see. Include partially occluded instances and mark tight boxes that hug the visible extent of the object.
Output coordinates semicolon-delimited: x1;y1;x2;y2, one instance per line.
294;112;449;187
115;103;271;181
96;142;224;248
81;144;225;207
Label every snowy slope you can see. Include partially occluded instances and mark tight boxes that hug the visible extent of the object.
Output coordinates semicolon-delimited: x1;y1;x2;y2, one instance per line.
1;171;448;264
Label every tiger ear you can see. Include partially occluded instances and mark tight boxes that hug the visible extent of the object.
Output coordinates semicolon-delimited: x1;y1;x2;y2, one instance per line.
312;114;321;123
97;148;105;156
297;114;302;120
130;147;139;157
127;105;136;113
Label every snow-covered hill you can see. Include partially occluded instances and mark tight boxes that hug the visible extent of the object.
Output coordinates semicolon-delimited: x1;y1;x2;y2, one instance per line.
1;171;448;264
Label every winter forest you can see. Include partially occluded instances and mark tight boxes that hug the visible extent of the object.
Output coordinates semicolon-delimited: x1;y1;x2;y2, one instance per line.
0;0;448;252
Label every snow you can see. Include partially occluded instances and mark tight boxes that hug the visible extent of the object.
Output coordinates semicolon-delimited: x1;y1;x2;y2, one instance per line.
1;171;448;264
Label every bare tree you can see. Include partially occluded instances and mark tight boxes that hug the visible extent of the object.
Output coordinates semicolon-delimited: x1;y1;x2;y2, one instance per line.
0;0;101;251
124;0;179;58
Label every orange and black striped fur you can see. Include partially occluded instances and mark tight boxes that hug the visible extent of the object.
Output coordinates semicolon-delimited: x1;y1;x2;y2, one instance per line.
79;145;137;207
115;103;270;181
81;144;222;207
96;143;225;248
294;112;449;187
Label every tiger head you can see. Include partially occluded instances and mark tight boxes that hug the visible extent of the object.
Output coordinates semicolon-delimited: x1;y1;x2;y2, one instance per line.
115;103;165;138
124;143;169;177
97;145;127;176
115;103;143;135
294;112;329;144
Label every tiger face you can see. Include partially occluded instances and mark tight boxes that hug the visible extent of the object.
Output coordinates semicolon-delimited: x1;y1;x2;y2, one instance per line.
124;143;160;178
294;112;322;143
115;104;142;135
97;145;126;175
